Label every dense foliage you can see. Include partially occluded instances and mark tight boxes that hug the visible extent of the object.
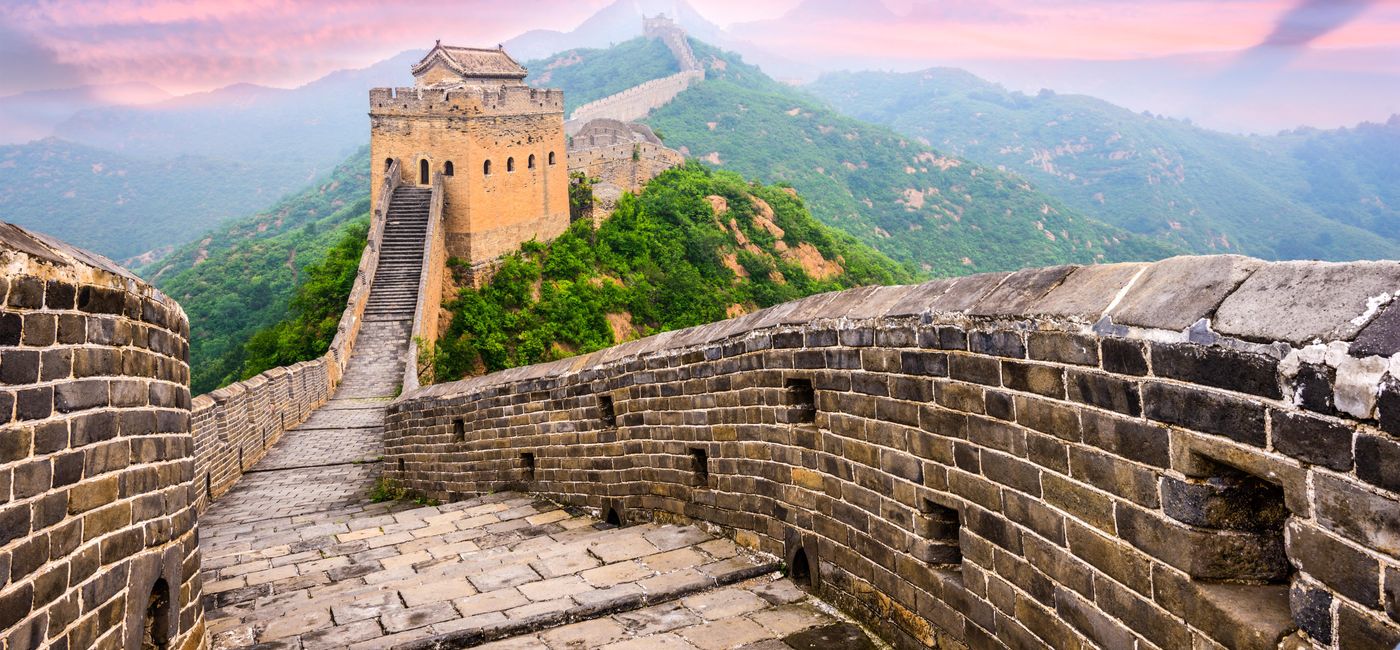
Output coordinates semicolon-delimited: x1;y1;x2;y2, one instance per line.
431;163;911;381
524;38;681;113
629;41;1177;275
807;69;1400;261
237;220;368;381
148;148;372;394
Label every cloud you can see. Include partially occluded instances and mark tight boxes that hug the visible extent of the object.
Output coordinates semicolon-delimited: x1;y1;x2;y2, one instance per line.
1254;0;1375;48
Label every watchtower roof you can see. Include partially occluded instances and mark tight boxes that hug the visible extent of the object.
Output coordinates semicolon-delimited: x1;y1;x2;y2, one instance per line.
412;42;528;81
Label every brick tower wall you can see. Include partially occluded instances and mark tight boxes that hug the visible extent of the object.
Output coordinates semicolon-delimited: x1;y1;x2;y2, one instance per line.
369;86;570;272
0;224;206;650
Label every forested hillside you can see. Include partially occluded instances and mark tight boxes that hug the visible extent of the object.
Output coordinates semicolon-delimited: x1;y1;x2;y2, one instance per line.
0;138;293;261
430;163;911;381
147;148;372;393
525;38;681;113
636;41;1178;274
807;68;1400;261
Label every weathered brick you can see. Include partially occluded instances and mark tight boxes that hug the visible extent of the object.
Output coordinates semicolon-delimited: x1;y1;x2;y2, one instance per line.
1027;332;1098;366
1066;370;1140;416
1100;338;1147;376
1143;382;1266;446
949;355;999;386
1116;503;1287;582
1270;409;1352;471
1150;342;1281;399
1160;475;1286;532
1291;581;1334;644
968;330;1025;358
1000;361;1065;399
43;280;75;310
1337;603;1400;650
899;351;948;377
1355;432;1400;492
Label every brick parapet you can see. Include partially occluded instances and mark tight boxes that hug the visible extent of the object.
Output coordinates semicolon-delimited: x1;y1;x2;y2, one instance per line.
386;255;1400;650
0;222;205;649
369;85;564;118
566;70;704;128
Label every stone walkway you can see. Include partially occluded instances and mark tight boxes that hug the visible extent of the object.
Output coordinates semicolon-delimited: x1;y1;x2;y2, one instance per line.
200;318;874;650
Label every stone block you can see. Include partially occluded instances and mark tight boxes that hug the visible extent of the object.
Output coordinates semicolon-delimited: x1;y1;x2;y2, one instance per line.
1143;382;1265;446
1286;520;1380;607
1270;409;1352;471
1290;581;1333;644
1034;263;1147;319
1351;300;1400;357
1026;332;1098;366
1079;410;1167;467
949;356;999;387
1066;370;1141;417
1150;342;1281;399
968;330;1025;359
1000;361;1064;399
1109;255;1262;331
1100;338;1147;376
1115;503;1287;582
1355;432;1400;492
1214;260;1400;344
1160;475;1287;532
1336;604;1400;650
968;265;1075;316
926;272;1009;314
1311;472;1400;557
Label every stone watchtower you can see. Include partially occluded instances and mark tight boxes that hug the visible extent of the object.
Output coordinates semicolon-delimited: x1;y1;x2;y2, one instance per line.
370;42;569;279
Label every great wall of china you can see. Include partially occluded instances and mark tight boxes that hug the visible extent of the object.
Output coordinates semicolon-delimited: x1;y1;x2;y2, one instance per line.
3;18;1400;650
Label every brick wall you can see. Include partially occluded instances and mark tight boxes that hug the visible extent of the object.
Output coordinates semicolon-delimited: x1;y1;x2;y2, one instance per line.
0;224;206;649
567;142;685;194
567;70;704;128
384;256;1400;650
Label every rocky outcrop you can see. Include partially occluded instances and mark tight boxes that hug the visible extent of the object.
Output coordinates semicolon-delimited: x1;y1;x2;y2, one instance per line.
384;255;1400;650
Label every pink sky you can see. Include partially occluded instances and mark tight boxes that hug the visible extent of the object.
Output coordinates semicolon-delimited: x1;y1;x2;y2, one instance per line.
1;0;1397;97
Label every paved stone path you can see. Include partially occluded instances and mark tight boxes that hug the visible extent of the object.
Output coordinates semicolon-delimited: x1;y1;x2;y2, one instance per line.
200;285;875;649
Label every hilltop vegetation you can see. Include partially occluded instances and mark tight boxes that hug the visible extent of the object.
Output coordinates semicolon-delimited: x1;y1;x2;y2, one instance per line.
148;148;372;394
806;69;1400;261
616;40;1176;275
430;163;911;381
525;38;681;113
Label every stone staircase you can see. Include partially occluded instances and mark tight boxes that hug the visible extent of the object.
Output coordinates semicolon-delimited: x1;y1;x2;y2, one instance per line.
365;186;432;322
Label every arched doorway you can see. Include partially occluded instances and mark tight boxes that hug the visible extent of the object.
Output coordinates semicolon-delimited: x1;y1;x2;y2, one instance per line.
141;578;171;650
419;159;430;185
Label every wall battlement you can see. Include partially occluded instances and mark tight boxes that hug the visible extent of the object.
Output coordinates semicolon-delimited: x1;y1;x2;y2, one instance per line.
384;255;1400;650
369;85;563;117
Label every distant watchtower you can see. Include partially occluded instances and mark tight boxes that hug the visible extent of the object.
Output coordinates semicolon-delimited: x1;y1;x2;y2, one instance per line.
369;42;569;280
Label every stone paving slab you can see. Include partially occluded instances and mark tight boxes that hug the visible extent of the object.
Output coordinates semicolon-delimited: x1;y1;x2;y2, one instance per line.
203;491;792;650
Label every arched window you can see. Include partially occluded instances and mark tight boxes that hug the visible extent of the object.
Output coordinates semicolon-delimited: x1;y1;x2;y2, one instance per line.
528;154;536;169
483;160;492;175
384;157;394;172
507;157;515;172
419;159;429;185
444;161;454;176
548;151;556;165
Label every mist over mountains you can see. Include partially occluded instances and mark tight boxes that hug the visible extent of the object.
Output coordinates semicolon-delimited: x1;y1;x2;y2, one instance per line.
0;0;1395;267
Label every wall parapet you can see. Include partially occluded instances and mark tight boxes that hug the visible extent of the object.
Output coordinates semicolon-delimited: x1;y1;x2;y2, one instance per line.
567;70;703;126
0;222;206;649
385;255;1400;650
369;85;564;117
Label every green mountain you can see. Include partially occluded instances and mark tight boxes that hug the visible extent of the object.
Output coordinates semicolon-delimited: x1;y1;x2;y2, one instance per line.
430;163;911;381
147;148;371;394
532;38;681;113
805;68;1400;261
532;40;1177;276
0;138;294;262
